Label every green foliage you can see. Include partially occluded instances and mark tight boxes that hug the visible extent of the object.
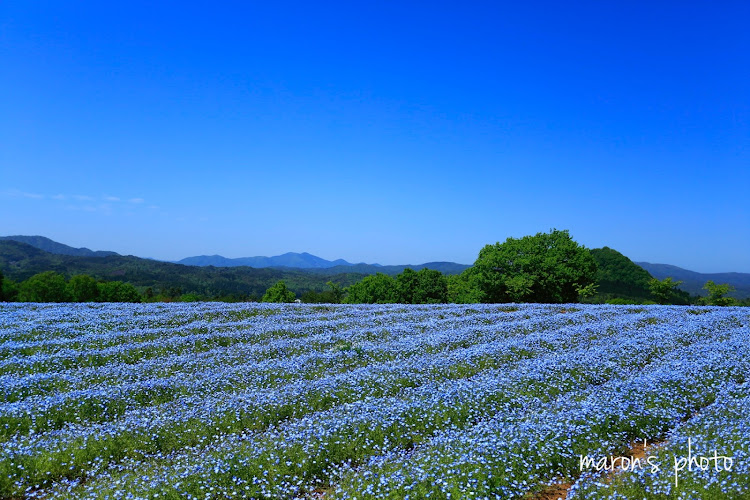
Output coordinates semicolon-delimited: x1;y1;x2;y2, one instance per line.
702;280;737;306
300;281;344;304
395;268;448;304
179;293;203;302
66;274;100;302
575;282;598;301
0;268;13;303
605;298;656;305
589;247;653;303
605;298;637;305
300;290;331;303
8;271;143;303
262;280;297;303
1;278;19;302
0;268;17;302
446;268;482;304
473;229;597;303
98;281;142;303
395;268;419;303
163;287;183;300
0;240;366;301
326;281;343;303
648;277;683;305
344;273;397;304
638;261;750;300
413;268;448;304
18;271;69;302
211;292;259;303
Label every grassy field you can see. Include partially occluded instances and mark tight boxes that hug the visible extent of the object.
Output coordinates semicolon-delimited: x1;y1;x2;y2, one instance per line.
1;302;748;499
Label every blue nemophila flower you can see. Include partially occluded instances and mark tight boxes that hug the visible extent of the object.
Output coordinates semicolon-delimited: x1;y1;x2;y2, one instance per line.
0;303;747;498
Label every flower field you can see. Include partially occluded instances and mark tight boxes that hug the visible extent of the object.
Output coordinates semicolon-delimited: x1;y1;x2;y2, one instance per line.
1;303;749;499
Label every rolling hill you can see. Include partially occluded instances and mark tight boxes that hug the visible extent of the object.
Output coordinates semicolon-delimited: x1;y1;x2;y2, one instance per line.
0;240;365;299
589;247;654;302
636;262;750;299
4;235;471;275
0;235;118;257
176;252;355;269
175;253;471;275
3;235;748;302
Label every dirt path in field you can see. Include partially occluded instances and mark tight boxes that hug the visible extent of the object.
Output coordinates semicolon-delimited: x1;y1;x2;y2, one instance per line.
529;438;660;500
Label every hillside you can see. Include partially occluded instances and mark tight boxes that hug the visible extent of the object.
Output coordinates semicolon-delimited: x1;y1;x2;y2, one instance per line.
589;247;654;302
176;253;471;275
5;235;471;276
0;240;365;298
636;262;750;299
0;235;118;257
177;252;354;268
3;235;746;302
290;261;471;276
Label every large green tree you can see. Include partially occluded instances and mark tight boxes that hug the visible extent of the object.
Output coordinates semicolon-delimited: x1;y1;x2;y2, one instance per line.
98;281;142;303
702;280;736;306
589;247;653;302
261;280;297;303
447;268;482;304
326;281;343;303
66;274;100;302
18;271;69;302
300;281;344;304
648;277;683;305
344;273;397;304
396;268;448;304
473;229;597;303
1;277;19;302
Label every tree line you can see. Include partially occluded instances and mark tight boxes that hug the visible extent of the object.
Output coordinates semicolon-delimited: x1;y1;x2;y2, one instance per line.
0;270;142;303
2;229;745;306
0;269;277;303
259;230;746;306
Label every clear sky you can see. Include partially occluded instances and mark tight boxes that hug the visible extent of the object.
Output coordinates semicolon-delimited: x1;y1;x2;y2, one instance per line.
1;2;748;271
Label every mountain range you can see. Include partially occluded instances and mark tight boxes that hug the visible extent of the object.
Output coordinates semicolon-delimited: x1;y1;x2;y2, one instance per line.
0;236;471;275
0;235;118;258
1;235;748;299
636;262;750;300
0;239;366;299
176;253;471;276
176;253;357;269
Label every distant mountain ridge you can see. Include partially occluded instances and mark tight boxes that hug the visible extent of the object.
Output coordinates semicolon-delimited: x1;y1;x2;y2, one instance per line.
3;236;748;298
1;235;471;275
177;252;357;269
0;235;118;258
0;239;367;299
292;261;472;276
637;262;750;299
175;253;471;275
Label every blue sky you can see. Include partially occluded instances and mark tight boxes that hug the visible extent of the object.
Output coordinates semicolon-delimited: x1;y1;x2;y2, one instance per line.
1;2;748;271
